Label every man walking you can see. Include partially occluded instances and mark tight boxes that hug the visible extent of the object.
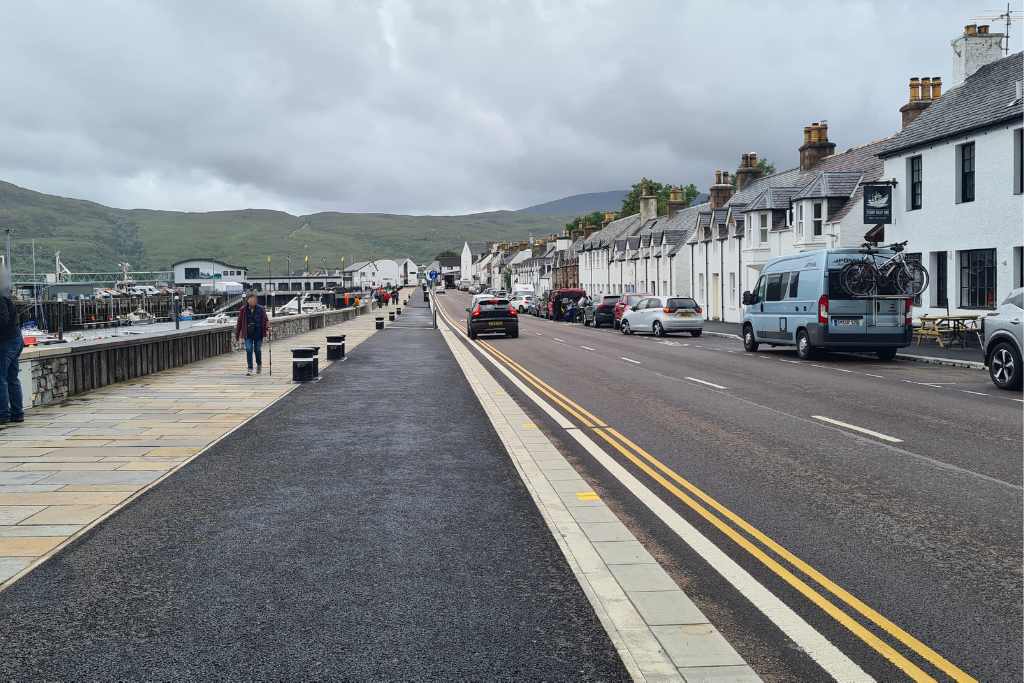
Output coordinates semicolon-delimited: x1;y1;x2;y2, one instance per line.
0;271;24;425
235;292;269;376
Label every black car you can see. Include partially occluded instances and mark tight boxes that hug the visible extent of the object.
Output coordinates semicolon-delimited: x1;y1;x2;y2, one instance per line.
584;294;620;328
467;297;519;339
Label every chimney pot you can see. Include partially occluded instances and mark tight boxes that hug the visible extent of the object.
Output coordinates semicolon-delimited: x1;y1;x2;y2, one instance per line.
909;77;921;102
919;77;932;101
749;152;758;166
931;77;942;99
978;24;989;34
965;24;977;35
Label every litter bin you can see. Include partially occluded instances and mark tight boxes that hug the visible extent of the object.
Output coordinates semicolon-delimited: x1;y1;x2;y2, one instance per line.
422;292;429;303
388;311;396;322
326;335;346;360
375;317;385;330
291;347;319;382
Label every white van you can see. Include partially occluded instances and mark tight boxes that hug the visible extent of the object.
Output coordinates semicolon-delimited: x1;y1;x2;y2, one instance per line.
741;248;912;360
511;283;535;299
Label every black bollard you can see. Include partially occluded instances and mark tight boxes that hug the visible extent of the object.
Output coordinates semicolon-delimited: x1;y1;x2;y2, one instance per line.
326;334;346;360
396;307;402;316
291;347;319;382
388;311;395;322
375;317;384;330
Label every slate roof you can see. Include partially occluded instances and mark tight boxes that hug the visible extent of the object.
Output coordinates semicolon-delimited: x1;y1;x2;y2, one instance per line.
746;186;803;211
712;208;729;225
791;172;864;201
878;52;1023;158
438;256;461;268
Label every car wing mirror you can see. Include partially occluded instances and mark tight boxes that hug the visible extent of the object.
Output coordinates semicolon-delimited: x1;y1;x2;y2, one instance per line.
742;291;753;306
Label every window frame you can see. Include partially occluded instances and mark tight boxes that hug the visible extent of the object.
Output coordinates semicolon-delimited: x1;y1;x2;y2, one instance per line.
759;213;769;244
957;141;976;203
959;248;996;309
908;155;922;210
1014;128;1023;195
934;252;948;308
812;201;823;237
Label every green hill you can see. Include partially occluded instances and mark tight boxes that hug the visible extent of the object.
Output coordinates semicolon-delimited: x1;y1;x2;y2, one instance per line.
0;180;571;275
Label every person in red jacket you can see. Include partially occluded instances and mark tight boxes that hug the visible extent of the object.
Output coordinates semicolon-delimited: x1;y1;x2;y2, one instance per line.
383;290;391;306
235;293;269;376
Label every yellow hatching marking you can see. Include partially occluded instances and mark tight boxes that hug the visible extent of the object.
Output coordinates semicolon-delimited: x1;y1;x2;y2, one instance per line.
575;491;600;501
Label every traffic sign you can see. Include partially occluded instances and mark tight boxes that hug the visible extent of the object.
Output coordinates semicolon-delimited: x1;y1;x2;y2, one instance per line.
429;270;439;280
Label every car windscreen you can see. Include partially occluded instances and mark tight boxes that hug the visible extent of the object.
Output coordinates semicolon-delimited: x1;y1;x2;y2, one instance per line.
477;299;510;310
666;298;698;310
602;296;621;304
624;294;643;305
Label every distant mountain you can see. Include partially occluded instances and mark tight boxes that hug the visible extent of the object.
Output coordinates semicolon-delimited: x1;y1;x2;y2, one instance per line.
0;180;573;274
518;190;628;215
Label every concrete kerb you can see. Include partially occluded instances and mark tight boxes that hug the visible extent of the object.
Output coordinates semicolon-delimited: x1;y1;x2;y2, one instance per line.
0;315;382;593
435;309;758;682
704;330;985;370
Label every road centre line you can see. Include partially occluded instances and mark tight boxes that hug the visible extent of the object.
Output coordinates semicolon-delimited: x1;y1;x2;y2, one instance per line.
621;357;641;365
553;338;566;343
960;390;989;396
434;299;978;681
811;416;903;443
865;373;886;379
685;377;728;390
580;345;596;351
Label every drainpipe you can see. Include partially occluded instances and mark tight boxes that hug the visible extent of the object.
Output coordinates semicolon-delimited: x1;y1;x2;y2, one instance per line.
719;239;725;321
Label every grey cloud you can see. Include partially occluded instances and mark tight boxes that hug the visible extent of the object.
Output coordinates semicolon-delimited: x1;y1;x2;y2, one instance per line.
0;0;1017;214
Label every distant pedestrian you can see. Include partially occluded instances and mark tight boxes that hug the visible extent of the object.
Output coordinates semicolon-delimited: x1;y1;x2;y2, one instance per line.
0;270;24;425
383;290;391;306
235;292;269;376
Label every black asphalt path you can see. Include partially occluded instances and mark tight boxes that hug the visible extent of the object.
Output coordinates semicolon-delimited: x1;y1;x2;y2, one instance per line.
437;291;1023;683
0;295;628;681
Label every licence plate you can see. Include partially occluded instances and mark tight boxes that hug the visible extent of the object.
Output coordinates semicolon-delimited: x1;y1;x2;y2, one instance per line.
488;321;504;327
833;318;861;327
675;311;693;317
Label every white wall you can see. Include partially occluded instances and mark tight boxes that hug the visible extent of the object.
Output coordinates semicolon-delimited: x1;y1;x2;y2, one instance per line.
883;121;1024;314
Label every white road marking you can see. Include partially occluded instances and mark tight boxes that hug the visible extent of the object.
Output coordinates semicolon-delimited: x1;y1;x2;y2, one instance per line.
621;357;641;365
535;332;543;336
682;343;690;347
780;359;801;364
811;363;826;368
1014;399;1024;403
960;390;989;396
811;416;903;443
694;344;704;348
864;373;886;379
685;377;728;390
759;355;771;359
553;338;566;343
831;367;854;373
902;380;943;388
580;345;596;351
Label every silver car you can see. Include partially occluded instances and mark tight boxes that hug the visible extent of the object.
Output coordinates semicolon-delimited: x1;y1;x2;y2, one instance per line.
983;287;1023;390
620;296;705;337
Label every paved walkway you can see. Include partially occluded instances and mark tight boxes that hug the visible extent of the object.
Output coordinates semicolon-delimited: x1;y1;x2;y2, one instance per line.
0;294;628;680
0;309;382;586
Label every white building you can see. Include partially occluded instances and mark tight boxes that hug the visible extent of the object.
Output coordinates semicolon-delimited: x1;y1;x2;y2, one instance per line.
343;259;400;288
396;258;420;285
461;241;491;283
173;258;248;288
877;35;1022;314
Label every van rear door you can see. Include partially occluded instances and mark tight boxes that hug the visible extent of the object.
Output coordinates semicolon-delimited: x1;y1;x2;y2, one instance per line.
825;253;905;337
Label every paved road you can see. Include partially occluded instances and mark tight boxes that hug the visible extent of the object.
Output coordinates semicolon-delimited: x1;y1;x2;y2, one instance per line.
439;291;1023;682
0;296;628;681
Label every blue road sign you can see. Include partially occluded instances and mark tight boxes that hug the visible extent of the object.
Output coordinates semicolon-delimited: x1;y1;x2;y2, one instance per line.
429;270;439;280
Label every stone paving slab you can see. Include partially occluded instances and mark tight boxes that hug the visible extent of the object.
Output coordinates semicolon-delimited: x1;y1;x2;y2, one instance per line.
0;308;384;589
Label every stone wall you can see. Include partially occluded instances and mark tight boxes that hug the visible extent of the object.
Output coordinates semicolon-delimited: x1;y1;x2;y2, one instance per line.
30;355;69;406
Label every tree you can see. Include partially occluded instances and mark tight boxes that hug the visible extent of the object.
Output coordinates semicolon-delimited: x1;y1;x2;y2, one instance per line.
564;211;605;234
619;178;700;217
434;249;458;259
757;158;777;176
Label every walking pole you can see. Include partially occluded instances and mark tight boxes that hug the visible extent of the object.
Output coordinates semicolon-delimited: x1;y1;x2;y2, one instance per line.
268;327;272;376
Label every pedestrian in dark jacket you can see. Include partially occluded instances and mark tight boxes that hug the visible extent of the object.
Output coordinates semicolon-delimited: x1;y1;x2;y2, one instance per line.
235;293;269;376
0;272;24;424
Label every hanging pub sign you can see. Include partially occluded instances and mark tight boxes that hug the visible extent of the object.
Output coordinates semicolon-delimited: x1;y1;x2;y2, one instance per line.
863;183;893;224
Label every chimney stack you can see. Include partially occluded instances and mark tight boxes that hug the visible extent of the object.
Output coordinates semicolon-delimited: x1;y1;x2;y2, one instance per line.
638;182;658;223
952;23;1004;86
734;152;764;191
900;75;942;128
799;122;836;171
709;170;735;209
602;211;617;226
666;186;689;218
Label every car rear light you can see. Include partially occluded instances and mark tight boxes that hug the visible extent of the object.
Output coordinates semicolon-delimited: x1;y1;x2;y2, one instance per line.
818;294;829;325
662;307;672;313
471;305;481;318
508;305;517;316
694;305;702;315
905;298;913;326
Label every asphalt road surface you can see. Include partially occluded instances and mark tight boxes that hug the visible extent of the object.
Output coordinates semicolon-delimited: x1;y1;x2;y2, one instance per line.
0;297;628;682
438;290;1023;682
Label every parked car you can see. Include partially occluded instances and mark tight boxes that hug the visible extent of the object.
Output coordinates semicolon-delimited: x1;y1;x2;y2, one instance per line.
583;295;621;328
528;293;545;316
741;249;912;360
547;288;586;321
983;287;1023;390
492;290;509;299
468;284;482;295
510;294;533;313
619;296;704;336
612;293;651;329
466;297;519;339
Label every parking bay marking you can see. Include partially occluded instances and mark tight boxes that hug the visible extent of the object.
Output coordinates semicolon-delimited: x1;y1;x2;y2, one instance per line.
811;416;903;443
436;303;979;681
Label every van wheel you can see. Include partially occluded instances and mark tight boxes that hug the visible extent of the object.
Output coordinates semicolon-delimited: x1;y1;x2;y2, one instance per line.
621;320;632;335
876;348;897;361
743;325;758;352
990;341;1023;390
796;330;816;360
653;321;665;337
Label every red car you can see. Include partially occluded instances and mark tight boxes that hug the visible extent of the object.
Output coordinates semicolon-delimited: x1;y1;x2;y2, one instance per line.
613;293;652;329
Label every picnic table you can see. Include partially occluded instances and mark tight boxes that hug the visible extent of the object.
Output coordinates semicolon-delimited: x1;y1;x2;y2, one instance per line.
914;313;982;349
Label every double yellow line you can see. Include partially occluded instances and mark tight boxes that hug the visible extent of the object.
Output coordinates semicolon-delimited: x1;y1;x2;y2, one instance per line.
437;302;975;683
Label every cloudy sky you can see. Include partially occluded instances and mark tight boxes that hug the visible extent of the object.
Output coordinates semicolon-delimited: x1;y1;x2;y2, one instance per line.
1;1;1019;215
